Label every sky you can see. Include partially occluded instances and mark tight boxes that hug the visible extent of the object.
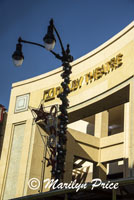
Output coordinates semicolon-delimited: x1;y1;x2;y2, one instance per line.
0;0;134;109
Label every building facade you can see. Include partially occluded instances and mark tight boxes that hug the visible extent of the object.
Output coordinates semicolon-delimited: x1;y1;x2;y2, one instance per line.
0;22;134;200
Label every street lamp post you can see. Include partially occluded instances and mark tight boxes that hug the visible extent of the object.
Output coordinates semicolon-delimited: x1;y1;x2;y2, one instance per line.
12;19;73;182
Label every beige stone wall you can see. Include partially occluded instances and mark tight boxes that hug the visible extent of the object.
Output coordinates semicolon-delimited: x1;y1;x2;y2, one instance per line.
3;123;25;200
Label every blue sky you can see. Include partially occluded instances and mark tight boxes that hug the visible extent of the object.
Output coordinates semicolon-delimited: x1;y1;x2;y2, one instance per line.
0;0;134;109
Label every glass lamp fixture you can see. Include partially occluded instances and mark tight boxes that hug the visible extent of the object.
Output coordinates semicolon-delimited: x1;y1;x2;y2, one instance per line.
43;34;56;50
43;21;56;51
12;43;24;67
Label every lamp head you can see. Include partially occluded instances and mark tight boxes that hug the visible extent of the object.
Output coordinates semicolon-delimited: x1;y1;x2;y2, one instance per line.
43;19;56;51
12;43;24;67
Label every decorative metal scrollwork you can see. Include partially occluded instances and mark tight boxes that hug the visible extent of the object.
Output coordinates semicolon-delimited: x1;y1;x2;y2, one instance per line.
31;103;58;178
48;134;56;148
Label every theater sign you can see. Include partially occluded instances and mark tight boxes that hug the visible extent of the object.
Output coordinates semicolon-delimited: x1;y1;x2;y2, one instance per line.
44;53;123;102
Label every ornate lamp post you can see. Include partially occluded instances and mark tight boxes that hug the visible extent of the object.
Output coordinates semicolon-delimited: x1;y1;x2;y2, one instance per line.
12;19;73;182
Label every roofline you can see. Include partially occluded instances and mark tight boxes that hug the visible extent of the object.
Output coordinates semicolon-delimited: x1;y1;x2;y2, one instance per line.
12;21;134;88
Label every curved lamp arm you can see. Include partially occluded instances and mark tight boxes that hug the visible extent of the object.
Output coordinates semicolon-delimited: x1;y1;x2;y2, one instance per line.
12;19;73;67
18;37;45;49
18;37;62;60
50;19;65;55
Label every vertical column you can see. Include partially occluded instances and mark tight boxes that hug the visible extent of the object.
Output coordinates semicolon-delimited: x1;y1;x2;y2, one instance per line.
112;189;117;200
123;102;129;178
124;80;134;177
93;162;107;180
64;194;68;200
93;111;109;180
94;111;109;138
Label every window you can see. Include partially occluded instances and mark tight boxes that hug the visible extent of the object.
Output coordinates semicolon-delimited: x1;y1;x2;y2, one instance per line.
15;94;29;113
108;104;124;135
68;114;95;136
